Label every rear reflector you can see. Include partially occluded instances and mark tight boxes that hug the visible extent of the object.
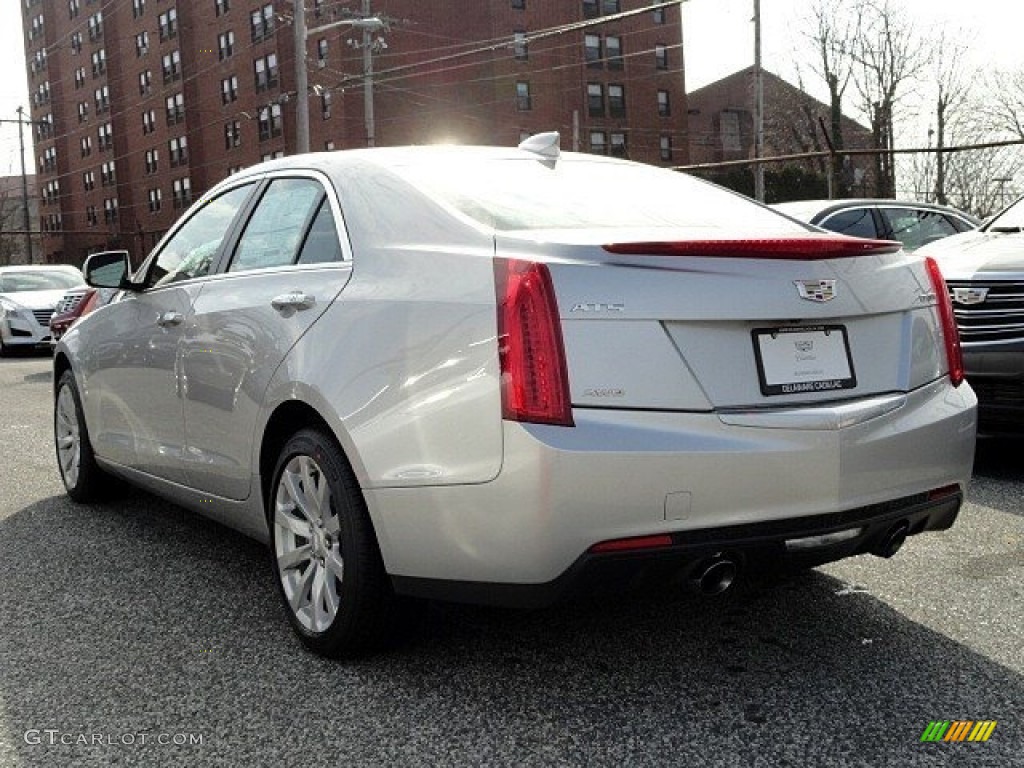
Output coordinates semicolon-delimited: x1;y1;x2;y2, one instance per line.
927;484;960;501
589;534;675;554
494;258;574;427
924;257;965;387
603;235;902;260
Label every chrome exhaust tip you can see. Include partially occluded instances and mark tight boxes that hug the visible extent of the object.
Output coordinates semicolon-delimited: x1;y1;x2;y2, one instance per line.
689;557;738;596
871;521;910;559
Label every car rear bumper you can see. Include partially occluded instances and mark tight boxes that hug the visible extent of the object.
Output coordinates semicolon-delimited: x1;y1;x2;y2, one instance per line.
366;377;976;600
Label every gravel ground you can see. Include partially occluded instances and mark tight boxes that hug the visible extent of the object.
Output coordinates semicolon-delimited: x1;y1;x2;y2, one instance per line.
0;353;1020;767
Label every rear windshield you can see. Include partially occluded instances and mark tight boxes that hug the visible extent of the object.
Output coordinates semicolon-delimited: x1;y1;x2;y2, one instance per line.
0;270;82;293
392;156;810;234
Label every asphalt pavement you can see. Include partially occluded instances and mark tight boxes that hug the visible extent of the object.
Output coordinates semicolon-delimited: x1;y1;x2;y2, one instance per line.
0;352;1020;767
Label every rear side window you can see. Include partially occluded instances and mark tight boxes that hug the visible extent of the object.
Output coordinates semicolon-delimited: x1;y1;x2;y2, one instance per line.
820;208;879;239
229;178;326;273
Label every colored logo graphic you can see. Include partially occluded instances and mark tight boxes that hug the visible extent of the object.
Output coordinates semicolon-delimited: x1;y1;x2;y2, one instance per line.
920;720;997;742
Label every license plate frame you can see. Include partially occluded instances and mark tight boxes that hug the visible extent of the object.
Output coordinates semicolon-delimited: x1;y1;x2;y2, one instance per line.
752;325;856;396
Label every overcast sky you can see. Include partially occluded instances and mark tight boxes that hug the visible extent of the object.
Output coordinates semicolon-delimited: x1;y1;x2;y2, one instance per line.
2;0;1024;176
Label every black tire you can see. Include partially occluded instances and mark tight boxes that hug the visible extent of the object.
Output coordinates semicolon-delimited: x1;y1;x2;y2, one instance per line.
54;369;109;502
268;428;404;658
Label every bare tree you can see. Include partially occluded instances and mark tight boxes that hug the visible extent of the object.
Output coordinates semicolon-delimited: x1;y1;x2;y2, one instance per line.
985;69;1024;139
849;0;931;197
928;31;974;204
801;0;861;196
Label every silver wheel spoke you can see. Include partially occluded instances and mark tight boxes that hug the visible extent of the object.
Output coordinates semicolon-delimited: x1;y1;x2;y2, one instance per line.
277;544;312;571
275;506;312;538
283;469;317;525
325;549;345;582
289;563;317;613
311;566;329;630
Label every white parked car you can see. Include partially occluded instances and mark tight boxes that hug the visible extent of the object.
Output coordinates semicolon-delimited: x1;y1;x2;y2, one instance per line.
54;137;977;657
0;265;84;353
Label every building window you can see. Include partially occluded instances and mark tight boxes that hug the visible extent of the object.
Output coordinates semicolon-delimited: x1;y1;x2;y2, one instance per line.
36;114;53;140
228;165;243;175
660;135;672;161
165;93;185;125
606;35;622;69
98;122;113;151
145;149;159;174
513;31;528;61
100;160;116;187
40;147;58;173
583;0;598;19
658;89;670;117
602;0;621;13
610;132;627;157
221;75;239;104
321;90;332;119
225;120;241;149
589;131;606;155
169;136;188;167
317;38;329;67
34;81;50;106
608;84;625;117
143;109;156;134
172;178;192;209
132;0;145;18
162;50;181;84
251;3;274;42
75;67;86;89
69;0;81;19
29;14;45;41
80;136;92;157
511;0;525;8
30;49;47;75
136;31;149;57
103;198;118;224
587;83;604;117
215;0;230;16
139;70;152;96
655;44;669;70
148;188;162;213
87;11;103;41
158;9;178;41
653;7;666;24
86;206;98;227
584;34;601;67
257;104;282;140
516;81;531;111
83;171;95;191
91;49;107;77
254;53;279;90
219;30;235;60
77;102;89;123
71;33;82;54
325;141;335;151
94;85;109;113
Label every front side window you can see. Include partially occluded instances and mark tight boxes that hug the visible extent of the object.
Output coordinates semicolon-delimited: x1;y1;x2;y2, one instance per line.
229;178;325;273
147;184;255;288
881;207;958;250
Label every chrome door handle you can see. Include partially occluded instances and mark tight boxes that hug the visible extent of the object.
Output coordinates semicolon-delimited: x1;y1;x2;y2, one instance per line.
271;292;316;311
157;311;183;327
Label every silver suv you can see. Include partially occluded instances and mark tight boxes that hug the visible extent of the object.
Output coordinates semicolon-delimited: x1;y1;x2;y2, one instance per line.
927;196;1024;430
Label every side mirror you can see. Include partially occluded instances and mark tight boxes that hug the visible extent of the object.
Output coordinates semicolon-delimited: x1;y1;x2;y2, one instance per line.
84;250;133;290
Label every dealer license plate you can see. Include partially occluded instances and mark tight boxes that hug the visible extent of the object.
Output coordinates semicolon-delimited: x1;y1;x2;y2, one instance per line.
752;325;856;396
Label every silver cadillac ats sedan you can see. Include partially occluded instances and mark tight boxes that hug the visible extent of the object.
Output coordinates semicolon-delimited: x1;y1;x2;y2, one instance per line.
54;136;977;657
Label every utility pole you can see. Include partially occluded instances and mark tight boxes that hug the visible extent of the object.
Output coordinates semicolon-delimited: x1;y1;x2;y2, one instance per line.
752;0;765;203
292;1;384;153
1;111;36;264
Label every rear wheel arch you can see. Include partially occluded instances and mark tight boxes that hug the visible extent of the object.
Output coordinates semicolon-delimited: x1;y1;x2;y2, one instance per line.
53;352;72;395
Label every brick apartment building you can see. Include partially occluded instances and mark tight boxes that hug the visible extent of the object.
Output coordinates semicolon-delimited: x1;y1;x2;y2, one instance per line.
21;0;689;265
687;68;875;199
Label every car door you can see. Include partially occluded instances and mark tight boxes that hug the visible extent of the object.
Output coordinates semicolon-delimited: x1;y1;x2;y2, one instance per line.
180;174;352;499
82;182;257;483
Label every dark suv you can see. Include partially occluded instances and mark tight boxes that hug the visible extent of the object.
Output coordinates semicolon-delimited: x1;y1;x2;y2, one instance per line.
925;196;1024;430
773;199;979;252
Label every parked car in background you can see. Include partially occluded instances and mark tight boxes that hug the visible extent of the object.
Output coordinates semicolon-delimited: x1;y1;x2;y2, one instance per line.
0;265;84;354
50;286;118;344
924;195;1024;431
773;199;979;251
54;138;976;658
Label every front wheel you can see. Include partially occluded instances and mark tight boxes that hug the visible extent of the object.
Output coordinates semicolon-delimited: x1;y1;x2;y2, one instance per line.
54;369;109;501
269;429;402;658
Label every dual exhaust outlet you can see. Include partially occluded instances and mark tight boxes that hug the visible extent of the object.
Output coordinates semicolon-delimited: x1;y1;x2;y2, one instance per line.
686;520;910;597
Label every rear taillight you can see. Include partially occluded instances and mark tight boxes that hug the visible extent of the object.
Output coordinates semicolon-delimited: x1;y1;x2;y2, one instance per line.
602;235;902;260
924;257;965;387
494;258;573;427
